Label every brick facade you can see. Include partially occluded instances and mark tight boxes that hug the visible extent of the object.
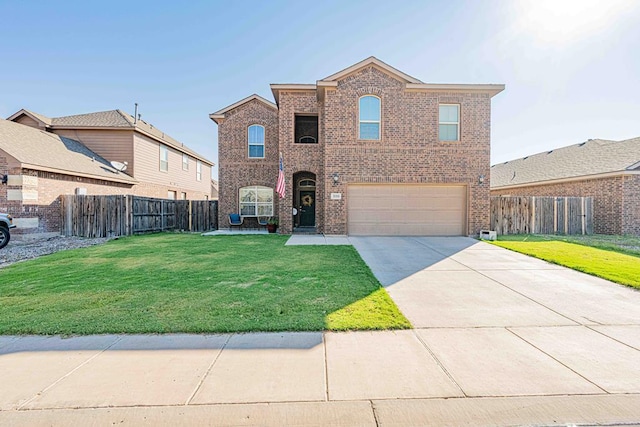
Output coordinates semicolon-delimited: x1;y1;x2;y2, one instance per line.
277;91;324;233
490;175;640;235
217;99;279;229
321;66;491;235
0;168;133;234
213;59;501;235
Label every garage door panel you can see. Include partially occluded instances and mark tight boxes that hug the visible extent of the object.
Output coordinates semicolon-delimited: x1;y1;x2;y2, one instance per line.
348;184;467;236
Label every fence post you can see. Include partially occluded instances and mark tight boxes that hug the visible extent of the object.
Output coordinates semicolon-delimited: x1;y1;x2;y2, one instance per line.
581;197;586;235
553;198;558;234
564;197;568;235
127;195;133;235
530;196;536;234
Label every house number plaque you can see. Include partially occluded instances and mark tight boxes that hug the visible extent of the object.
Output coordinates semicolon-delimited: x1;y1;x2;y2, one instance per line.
330;193;342;200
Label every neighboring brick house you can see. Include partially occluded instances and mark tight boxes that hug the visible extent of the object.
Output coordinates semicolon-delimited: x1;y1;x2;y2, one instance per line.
491;137;640;235
8;108;214;201
210;57;504;235
0;118;136;232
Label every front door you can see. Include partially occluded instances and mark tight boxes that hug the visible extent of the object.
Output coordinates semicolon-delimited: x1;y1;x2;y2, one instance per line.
299;190;316;227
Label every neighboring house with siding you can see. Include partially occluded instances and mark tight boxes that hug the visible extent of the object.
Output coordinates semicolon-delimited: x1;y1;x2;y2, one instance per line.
491;137;640;235
8;108;214;201
0;118;136;232
210;57;504;236
211;179;219;200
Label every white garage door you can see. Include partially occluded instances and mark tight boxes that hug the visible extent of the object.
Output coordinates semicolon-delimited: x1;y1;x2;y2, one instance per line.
347;184;467;236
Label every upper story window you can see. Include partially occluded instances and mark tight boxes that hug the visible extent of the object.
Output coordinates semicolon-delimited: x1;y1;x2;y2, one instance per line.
182;153;189;170
160;144;169;172
248;125;265;158
359;95;381;140
439;104;460;141
196;160;202;181
295;115;318;144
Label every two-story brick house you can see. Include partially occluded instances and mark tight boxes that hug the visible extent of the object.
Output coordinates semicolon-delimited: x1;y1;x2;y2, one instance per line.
210;57;504;236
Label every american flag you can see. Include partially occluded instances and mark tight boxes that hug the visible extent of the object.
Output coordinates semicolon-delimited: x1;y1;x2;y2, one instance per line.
276;154;285;198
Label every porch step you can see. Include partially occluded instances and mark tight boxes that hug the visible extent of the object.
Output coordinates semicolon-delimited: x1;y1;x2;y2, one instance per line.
293;227;318;235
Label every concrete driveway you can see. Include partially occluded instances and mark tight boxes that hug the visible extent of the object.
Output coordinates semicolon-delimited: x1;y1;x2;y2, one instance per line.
2;236;640;426
350;236;640;399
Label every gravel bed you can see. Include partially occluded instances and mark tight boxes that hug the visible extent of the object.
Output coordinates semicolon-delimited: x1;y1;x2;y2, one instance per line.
0;234;110;269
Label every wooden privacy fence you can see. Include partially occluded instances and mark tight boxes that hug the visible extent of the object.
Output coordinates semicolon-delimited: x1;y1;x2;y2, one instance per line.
61;195;218;238
490;196;593;235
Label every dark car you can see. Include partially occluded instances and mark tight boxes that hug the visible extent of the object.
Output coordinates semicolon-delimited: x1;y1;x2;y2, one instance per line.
0;213;16;249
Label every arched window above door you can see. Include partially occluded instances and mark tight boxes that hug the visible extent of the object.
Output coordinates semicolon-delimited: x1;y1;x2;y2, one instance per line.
298;179;315;187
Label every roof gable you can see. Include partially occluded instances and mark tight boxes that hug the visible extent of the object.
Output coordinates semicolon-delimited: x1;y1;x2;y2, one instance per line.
7;109;53;127
209;94;277;123
319;56;423;84
491;137;640;188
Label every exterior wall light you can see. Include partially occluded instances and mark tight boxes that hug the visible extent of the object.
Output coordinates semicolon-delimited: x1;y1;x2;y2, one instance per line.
478;174;485;185
332;173;339;185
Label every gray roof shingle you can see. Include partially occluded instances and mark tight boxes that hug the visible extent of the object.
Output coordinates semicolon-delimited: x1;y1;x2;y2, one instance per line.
491;137;640;188
0;119;136;184
50;110;213;165
52;110;132;128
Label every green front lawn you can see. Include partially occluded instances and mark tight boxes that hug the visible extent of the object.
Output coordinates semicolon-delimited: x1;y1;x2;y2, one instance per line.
492;235;640;289
0;234;410;335
496;234;640;257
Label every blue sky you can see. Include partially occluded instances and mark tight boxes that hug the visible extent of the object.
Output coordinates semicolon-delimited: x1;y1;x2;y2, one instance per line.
1;0;638;179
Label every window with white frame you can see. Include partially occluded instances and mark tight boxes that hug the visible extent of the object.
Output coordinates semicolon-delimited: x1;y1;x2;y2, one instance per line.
359;95;381;140
248;125;265;158
439;104;460;141
167;190;176;200
181;192;187;200
160;144;169;171
196;160;202;181
182;153;189;170
239;186;273;217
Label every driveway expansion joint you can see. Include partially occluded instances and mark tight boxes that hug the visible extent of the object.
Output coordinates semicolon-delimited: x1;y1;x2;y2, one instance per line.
505;327;610;394
411;330;467;398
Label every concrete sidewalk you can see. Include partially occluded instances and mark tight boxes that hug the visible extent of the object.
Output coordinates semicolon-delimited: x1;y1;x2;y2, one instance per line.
2;331;640;426
2;237;640;425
